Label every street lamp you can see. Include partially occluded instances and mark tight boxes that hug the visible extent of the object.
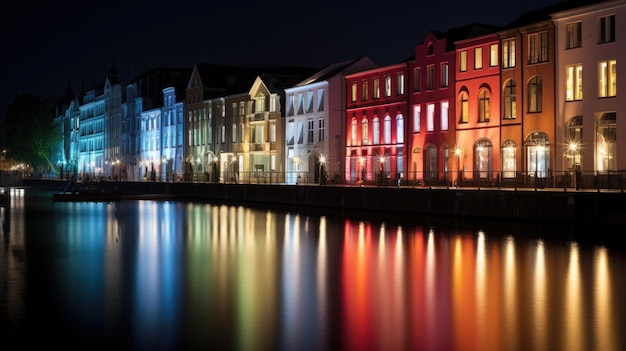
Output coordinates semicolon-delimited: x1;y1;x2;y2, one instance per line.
319;154;327;185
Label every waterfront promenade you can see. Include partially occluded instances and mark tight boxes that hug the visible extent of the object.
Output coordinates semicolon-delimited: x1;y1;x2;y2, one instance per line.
20;177;626;225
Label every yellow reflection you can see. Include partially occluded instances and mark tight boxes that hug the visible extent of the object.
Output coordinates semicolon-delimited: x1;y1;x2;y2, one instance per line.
564;242;584;351
316;216;327;333
533;240;547;351
503;235;518;351
594;247;615;351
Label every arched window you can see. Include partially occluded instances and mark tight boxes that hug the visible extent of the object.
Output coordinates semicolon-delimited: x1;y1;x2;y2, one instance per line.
478;90;490;122
474;138;493;179
350;118;357;146
427;43;434;55
396;114;404;143
361;118;368;144
424;143;437;181
528;76;542;113
501;139;516;178
525;131;550;178
373;116;380;144
503;79;516;119
459;91;469;123
384;115;391;144
596;112;616;172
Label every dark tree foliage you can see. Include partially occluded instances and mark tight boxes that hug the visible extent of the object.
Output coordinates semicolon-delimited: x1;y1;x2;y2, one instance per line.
3;94;61;170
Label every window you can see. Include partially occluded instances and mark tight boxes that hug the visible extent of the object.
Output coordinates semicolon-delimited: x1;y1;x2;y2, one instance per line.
413;68;421;92
396;114;404;143
426;103;435;132
351;83;357;102
373;117;380;144
287;121;294;145
397;73;405;95
528;76;542;113
384;76;392;96
307;91;314;113
490;44;498;67
599;14;615;43
441;63;449;88
475;138;493;179
297;94;304;114
526;132;549;178
441;101;449;131
566;22;582;49
460;50;468;72
317;89;324;111
502;140;516;178
599;60;617;97
361;118;368;144
424;144;437;181
373;77;380;99
502;38;516;68
318;118;324;142
351;118;357;145
478;90;490;122
474;47;483;69
361;80;368;101
596;112;617;172
384;116;391;144
232;103;237;116
240;101;245;115
297;122;303;144
426;65;434;90
288;95;294;115
528;32;548;64
459;91;469;123
503;80;517;119
308;119;314;143
565;116;582;170
413;105;421;133
240;122;245;142
566;65;583;101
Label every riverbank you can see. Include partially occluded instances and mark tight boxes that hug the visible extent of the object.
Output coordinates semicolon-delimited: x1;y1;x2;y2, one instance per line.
20;178;626;225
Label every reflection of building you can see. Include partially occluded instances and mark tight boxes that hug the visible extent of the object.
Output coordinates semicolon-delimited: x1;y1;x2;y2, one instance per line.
345;63;407;185
553;0;626;187
284;57;377;184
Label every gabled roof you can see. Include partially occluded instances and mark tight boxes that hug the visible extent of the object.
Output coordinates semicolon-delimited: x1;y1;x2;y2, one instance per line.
293;56;375;87
505;0;610;29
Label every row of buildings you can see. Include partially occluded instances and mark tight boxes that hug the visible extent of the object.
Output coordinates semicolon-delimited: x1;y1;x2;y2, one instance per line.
53;0;625;187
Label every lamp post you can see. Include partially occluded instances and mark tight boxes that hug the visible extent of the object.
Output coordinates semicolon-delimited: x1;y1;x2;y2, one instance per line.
567;142;580;189
319;154;327;185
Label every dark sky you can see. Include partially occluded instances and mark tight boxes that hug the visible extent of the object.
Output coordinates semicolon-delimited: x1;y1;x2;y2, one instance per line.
1;0;563;119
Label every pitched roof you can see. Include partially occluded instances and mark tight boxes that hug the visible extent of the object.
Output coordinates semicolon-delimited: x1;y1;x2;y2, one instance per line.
293;56;373;86
505;0;609;28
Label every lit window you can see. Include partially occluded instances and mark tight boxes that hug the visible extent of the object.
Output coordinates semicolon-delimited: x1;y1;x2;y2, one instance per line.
396;114;404;143
384;76;392;96
566;22;582;49
528;32;548;64
459;91;469;123
503;79;517;119
460;50;467;72
441;63;448;88
478;90;490;122
373;77;380;99
412;105;420;133
440;101;449;131
361;118;368;144
566;64;583;101
528;76;542;113
361;80;368;101
351;83;357;102
308;119;314;143
596;112;616;172
351;118;357;145
426;103;434;132
474;47;483;69
384;116;391;144
599;15;615;43
598;60;617;97
490;44;498;67
397;73;404;95
373;117;380;144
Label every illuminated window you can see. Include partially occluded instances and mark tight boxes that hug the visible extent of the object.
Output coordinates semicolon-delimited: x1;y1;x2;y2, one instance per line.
565;116;582;170
426;103;434;132
475;138;493;179
361;80;368;101
351;83;357;102
318;118;324;142
502;39;515;68
441;63;448;88
307;91;314;113
489;44;498;67
396;114;404;143
502;139;516;178
232;123;237;142
528;31;548;64
426;65;434;90
297;93;304;114
373;77;380;99
384;116;391;144
239;101;245;115
361;118;368;144
459;91;469;123
384;76;392;96
351;118;357;145
397;73;404;95
478;90;490;122
440;101;449;131
528;76;542;113
413;105;420;133
413;68;421;92
460;50;467;72
474;47;483;69
373;117;380;144
503;79;517;120
598;60;617;97
308;118;314;143
566;64;583;101
317;89;324;111
566;22;582;49
596;112;616;172
599;15;615;43
424;144;437;180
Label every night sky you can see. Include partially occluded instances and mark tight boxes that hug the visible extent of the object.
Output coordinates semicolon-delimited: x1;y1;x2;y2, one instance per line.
1;0;564;122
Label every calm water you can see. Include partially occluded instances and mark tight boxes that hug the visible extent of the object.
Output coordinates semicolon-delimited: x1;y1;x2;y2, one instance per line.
1;187;625;351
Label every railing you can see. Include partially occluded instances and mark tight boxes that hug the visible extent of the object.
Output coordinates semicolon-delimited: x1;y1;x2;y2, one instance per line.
24;169;626;191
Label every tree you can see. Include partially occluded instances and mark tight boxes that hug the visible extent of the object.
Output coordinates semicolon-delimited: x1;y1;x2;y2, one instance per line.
3;94;61;172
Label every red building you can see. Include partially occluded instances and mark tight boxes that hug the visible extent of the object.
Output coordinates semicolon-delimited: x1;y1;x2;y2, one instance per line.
345;63;408;185
408;25;495;186
454;27;503;185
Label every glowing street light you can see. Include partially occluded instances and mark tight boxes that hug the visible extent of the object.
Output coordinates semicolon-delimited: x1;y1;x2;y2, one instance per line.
454;147;462;187
319;154;327;185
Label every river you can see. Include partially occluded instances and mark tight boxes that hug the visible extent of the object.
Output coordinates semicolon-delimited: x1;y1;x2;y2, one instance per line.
1;187;625;351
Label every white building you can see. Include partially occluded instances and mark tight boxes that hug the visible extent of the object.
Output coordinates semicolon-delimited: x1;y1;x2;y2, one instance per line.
283;56;377;184
553;0;626;186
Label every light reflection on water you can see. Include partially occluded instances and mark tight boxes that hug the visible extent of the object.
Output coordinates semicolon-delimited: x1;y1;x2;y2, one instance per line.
1;188;625;351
